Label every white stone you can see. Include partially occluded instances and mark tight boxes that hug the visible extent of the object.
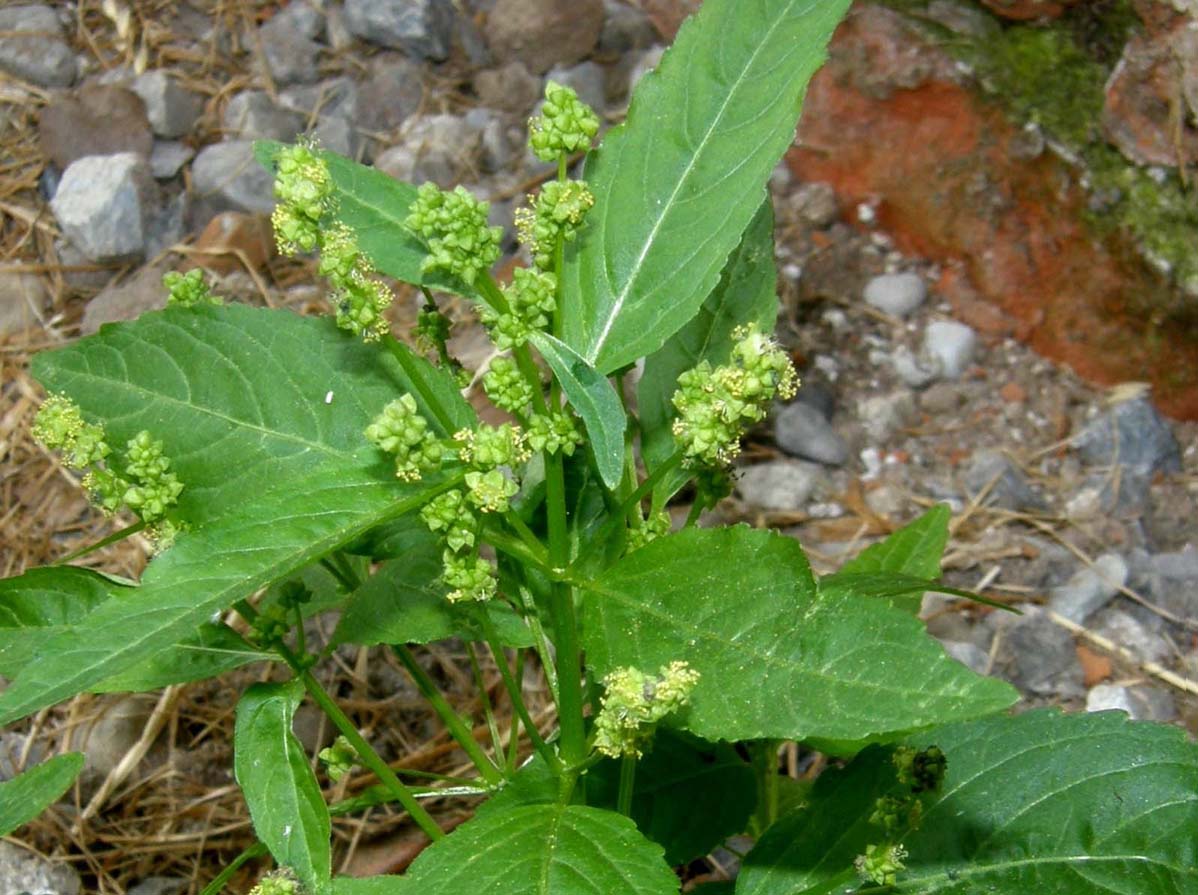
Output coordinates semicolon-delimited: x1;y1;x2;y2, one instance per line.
132;70;204;138
734;460;823;510
50;153;155;263
864;272;927;317
923;320;977;379
1049;553;1128;623
0;4;77;88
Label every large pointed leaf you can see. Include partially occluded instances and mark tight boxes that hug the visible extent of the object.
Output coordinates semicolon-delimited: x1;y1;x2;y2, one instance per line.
560;0;850;372
581;527;1016;744
235;681;331;894
0;753;84;837
0;457;453;725
528;332;626;490
254;140;471;297
400;802;679;895
738;709;1198;895
637;200;778;494
32;304;471;523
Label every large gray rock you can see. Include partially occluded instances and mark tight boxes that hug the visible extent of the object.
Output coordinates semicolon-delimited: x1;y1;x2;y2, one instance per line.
39;85;153;170
191;141;276;215
281;76;360;123
0;5;76;88
475;61;542;115
131;70;204;139
50;153;157;263
149;140;194;180
992;605;1084;698
734;460;824;511
375;113;487;187
343;0;455;60
864;272;927;317
773;401;849;466
82;264;168;335
1072;395;1182;475
599;0;657;55
259;2;323;85
0;841;81;895
963;449;1043;512
1048;553;1128;624
486;0;605;74
358;55;426;133
222;90;306;141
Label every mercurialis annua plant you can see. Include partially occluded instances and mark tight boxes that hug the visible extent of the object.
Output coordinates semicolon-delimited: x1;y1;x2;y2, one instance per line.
8;4;1195;894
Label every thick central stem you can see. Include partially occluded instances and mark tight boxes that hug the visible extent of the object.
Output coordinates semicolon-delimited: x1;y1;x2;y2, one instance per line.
545;446;586;767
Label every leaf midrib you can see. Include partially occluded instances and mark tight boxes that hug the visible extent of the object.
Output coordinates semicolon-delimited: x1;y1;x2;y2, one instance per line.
586;0;800;364
892;853;1197;892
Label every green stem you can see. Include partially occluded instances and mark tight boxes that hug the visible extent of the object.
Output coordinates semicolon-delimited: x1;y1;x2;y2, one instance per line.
466;642;505;770
617;754;637;816
545;450;586;767
515;585;559;698
319;556;358;593
278;648;445;841
382;335;459;435
199;842;269;895
476;609;560;770
392;644;504;787
53;519;147;565
502;510;550;566
684;499;704;529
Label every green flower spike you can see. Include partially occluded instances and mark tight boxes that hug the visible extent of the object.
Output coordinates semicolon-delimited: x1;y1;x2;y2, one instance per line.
319;736;356;783
626;509;670;552
526;411;582;456
855;844;907;887
894;745;947;794
120;431;184;522
592;661;700;758
318;224;394;341
164;269;221;308
442;550;497;603
32;395;109;470
249;870;300;895
671;326;798;467
271;142;332;255
529;81;600;162
404;183;502;285
514;180;595;270
453;424;530;469
483;356;535;413
82;467;128;515
420;489;477;552
365;395;443;481
481;267;557;350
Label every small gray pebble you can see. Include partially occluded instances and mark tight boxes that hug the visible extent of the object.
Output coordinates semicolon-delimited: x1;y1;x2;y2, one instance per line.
923;320;977;380
1048;554;1128;624
773;401;849;466
864;272;926;318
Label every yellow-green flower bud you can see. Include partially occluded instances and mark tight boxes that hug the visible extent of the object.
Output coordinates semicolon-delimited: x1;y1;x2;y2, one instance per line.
529;81;600;162
453;424;529;469
526;411;583;456
442;550;497;603
465;468;519;514
592;661;699;758
404;183;502;285
365;395;443;481
32;395;109;470
164;269;221;308
420;489;477;552
855;843;907;887
483;356;535;413
514;180;595;270
319;736;356;782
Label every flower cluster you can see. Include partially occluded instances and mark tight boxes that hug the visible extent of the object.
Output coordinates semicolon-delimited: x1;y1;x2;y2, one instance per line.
626;509;670;552
365;394;443;481
481;267;557;350
404;183;502;286
592;661;699;758
514;180;595;270
271;142;332;255
482;356;534;414
318;736;356;783
671;326;798;466
526;411;583;456
420;489;477;552
318;224;394;341
855;844;908;887
441;550;497;603
34;396;184;526
164;269;221;308
453;423;529;470
249;870;300;895
529;81;600;162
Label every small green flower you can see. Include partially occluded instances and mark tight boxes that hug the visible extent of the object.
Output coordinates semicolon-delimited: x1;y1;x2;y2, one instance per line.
465;468;519;514
365;395;443;481
119;431;184;522
592;661;699;758
420;489;477;552
319;736;356;782
893;745;947;794
164;269;221;308
526;411;583;456
514;180;595;270
82;467;128;515
529;81;600;162
442;550;497;603
453;424;529;470
855;843;907;887
404;183;502;285
250;870;300;895
415;306;452;354
32;395;109;470
626;509;670;552
869;794;923;839
481;267;556;349
483;356;535;413
271;142;333;255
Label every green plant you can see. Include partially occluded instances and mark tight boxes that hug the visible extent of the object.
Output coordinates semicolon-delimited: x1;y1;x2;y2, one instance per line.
4;1;1197;892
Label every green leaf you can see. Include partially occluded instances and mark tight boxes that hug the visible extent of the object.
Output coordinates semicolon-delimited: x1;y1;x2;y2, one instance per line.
0;753;84;837
559;0;850;372
234;681;331;894
738;709;1198;895
581;526;1016;744
332;878;405;894
586;729;757;865
32;304;470;524
400;802;679;895
254;140;470;297
331;531;533;649
95;623;269;692
528;332;626;490
638;200;778;496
